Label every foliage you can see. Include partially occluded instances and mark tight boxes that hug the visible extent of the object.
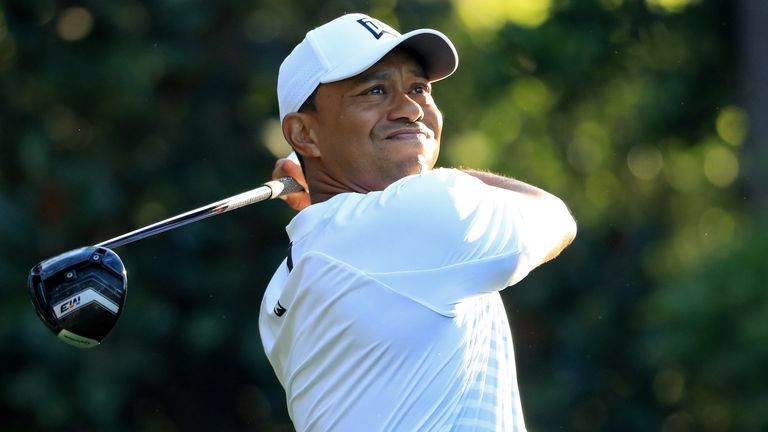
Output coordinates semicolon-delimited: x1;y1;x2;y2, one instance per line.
0;0;760;430
637;216;768;431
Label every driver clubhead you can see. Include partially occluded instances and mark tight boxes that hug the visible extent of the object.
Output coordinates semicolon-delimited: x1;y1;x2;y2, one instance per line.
29;246;127;348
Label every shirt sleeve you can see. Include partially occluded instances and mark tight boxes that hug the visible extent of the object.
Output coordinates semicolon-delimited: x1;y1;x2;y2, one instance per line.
298;168;549;314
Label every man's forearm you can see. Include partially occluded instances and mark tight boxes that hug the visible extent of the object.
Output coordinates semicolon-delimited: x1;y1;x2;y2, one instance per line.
461;168;578;264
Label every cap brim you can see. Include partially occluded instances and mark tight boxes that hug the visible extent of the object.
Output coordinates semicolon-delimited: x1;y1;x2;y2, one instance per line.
320;29;458;84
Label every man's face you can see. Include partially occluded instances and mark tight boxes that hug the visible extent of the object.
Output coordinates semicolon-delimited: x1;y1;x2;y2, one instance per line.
308;49;443;192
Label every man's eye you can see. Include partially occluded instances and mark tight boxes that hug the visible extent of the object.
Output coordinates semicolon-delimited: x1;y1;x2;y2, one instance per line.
413;84;431;94
367;86;384;95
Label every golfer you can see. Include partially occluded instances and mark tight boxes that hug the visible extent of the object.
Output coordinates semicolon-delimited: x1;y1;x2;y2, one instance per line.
259;13;576;431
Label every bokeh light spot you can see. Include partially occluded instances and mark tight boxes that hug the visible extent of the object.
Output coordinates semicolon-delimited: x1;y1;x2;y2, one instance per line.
664;150;702;192
57;7;94;41
512;77;552;114
715;106;748;146
628;145;664;180
646;0;699;13
453;0;552;30
703;146;738;187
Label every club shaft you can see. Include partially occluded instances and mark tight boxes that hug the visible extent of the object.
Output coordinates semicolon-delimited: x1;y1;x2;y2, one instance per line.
96;177;303;250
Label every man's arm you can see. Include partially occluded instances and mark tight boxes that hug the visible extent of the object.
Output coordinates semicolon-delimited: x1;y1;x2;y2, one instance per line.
462;169;577;266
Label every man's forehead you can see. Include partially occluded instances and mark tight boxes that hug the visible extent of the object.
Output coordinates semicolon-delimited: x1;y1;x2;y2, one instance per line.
352;49;429;82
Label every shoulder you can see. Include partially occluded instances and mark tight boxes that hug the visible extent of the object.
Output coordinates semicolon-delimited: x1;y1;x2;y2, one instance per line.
390;168;481;192
376;168;487;208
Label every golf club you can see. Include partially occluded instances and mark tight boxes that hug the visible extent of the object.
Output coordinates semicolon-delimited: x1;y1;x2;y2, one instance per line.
28;177;303;348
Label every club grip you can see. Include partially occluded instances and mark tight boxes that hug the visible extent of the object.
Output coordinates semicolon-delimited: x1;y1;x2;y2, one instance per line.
264;177;305;198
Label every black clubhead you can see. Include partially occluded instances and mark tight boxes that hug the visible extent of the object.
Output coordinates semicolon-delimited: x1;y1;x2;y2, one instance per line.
29;246;127;348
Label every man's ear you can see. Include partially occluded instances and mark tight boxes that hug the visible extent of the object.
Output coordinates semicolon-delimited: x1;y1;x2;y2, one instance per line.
282;113;321;158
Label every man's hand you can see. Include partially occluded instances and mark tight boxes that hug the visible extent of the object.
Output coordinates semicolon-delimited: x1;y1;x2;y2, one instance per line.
273;153;310;211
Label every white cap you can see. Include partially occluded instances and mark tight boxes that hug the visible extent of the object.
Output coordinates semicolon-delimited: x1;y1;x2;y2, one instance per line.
277;13;459;121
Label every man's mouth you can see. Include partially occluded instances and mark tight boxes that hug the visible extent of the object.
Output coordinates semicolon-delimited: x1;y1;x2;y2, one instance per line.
385;127;432;140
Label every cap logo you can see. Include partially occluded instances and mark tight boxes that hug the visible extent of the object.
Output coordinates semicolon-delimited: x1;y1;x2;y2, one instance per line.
356;18;397;40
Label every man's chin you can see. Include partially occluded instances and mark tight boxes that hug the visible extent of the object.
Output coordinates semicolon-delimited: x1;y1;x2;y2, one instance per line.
389;160;434;182
371;149;437;183
417;153;438;173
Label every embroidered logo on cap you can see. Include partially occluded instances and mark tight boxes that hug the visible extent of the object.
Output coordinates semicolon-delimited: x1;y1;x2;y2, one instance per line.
357;18;397;40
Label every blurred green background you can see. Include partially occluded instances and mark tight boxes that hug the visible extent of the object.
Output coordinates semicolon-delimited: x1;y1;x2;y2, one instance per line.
2;0;766;431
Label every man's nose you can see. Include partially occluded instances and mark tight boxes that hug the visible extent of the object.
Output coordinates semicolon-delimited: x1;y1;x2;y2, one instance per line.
388;92;424;122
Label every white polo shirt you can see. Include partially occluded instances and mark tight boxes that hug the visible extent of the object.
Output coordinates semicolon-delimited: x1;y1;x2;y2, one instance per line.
260;168;555;431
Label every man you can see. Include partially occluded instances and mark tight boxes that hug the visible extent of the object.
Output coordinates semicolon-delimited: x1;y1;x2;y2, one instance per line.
259;13;576;431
